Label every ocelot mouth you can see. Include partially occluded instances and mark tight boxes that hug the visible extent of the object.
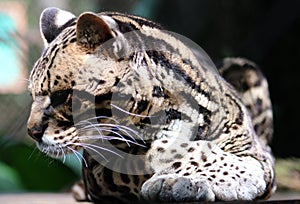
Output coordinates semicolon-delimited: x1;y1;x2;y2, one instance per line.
34;126;81;158
37;141;65;158
37;136;82;158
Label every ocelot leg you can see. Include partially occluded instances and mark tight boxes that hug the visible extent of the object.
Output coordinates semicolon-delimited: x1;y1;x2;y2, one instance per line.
141;137;269;201
79;146;152;203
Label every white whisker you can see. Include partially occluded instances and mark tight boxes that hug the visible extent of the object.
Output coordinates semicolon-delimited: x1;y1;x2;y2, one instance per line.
78;126;133;147
79;124;145;146
71;142;123;162
114;124;145;143
65;145;88;167
76;120;105;142
80;130;130;146
111;103;153;118
56;146;61;158
60;145;66;164
79;134;146;148
28;146;39;161
102;123;145;143
78;123;144;143
76;116;119;126
21;78;30;82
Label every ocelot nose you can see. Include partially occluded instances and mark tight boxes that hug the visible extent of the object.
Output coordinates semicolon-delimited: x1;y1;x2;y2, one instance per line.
27;124;47;143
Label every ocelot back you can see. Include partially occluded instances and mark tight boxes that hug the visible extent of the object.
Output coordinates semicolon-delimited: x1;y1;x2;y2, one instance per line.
27;7;275;203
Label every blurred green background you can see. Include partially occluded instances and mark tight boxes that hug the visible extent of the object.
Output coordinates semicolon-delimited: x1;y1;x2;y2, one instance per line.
0;0;299;193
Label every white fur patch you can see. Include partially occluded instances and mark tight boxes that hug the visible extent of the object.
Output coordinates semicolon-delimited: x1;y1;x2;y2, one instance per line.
55;9;75;27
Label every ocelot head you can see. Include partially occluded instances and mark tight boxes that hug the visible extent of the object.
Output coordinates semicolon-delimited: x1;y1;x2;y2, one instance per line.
27;8;148;157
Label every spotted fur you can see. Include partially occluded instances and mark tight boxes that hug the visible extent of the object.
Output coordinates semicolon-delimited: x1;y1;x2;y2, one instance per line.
27;7;276;203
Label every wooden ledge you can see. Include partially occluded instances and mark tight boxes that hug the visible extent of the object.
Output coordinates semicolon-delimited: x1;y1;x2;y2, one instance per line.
0;192;299;204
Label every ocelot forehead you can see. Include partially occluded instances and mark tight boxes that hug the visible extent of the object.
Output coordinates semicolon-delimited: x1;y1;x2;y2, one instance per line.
29;26;80;97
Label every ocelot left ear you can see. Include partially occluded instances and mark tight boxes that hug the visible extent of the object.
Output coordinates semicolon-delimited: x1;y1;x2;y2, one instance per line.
40;7;76;47
76;12;115;49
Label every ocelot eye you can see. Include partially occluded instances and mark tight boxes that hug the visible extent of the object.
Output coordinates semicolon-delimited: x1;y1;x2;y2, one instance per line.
50;89;72;107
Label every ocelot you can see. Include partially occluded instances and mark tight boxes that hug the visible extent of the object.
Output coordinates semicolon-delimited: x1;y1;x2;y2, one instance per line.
27;7;275;203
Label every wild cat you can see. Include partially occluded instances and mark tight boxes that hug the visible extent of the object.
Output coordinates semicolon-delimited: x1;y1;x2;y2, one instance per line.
27;7;275;203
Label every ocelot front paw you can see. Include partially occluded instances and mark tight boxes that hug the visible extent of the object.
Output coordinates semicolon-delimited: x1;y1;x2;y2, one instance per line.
141;174;215;202
71;180;89;202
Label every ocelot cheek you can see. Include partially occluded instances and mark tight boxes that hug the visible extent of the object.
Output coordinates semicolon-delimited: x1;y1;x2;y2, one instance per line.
43;127;64;142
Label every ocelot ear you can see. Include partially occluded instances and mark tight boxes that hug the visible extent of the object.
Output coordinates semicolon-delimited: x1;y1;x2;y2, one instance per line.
40;7;76;47
76;12;115;49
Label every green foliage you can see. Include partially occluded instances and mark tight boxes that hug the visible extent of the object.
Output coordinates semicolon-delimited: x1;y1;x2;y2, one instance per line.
0;140;81;192
276;158;300;191
0;161;24;192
